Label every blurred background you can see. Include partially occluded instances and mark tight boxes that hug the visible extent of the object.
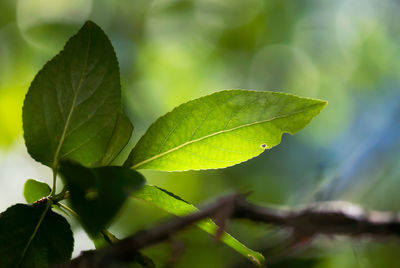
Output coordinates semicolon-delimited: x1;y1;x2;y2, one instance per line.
1;0;400;267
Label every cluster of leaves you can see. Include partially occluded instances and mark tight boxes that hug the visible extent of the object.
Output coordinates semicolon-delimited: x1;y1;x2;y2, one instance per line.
0;21;326;267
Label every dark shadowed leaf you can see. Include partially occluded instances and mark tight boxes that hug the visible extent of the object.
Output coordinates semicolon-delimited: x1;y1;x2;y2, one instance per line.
59;161;145;235
0;203;73;267
133;185;265;267
125;90;327;171
23;21;126;168
23;179;51;203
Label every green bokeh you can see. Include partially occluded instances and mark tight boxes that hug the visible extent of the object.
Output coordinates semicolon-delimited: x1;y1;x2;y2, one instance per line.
2;0;400;267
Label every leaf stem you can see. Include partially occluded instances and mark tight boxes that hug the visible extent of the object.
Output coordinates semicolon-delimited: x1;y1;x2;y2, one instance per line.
58;203;78;217
57;203;120;246
17;199;52;268
50;167;58;197
101;229;120;244
52;185;69;203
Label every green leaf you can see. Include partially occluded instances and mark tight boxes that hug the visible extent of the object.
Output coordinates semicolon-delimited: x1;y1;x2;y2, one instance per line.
59;161;145;235
0;203;73;267
23;179;51;203
23;21;125;168
130;252;156;268
133;185;265;267
100;113;133;166
90;229;120;249
125;90;327;171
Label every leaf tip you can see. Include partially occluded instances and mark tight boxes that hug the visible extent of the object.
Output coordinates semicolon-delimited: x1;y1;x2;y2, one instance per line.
83;20;98;28
316;99;328;109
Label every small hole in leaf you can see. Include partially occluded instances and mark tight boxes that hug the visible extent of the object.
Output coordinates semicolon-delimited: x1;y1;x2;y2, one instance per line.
261;144;267;149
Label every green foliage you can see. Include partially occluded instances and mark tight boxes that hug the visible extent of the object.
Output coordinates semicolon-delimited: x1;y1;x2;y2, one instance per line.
90;230;155;268
100;113;133;166
126;90;326;171
134;185;265;266
0;20;327;267
0;203;73;267
59;161;145;235
22;21;127;168
131;252;156;268
23;179;51;203
90;229;120;249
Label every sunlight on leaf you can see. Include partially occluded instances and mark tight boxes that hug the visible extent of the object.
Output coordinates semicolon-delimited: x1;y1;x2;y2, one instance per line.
126;90;326;171
133;185;265;267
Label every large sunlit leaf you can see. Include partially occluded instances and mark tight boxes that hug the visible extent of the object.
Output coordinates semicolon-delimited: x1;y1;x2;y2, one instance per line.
59;161;145;235
0;203;73;267
133;185;265;267
125;90;327;171
23;21;126;168
23;179;51;203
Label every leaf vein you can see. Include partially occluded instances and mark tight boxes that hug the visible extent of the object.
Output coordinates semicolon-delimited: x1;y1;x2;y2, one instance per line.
52;32;92;168
131;103;322;169
60;118;114;160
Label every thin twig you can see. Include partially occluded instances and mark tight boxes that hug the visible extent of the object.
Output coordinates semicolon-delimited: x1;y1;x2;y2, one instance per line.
54;195;400;268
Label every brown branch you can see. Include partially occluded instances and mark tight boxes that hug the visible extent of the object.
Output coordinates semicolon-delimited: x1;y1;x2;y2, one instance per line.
235;200;400;237
54;195;400;268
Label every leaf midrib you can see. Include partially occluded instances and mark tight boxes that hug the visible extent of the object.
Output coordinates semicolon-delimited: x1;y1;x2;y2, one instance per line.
18;27;92;268
131;103;324;169
16;202;51;268
52;32;91;169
